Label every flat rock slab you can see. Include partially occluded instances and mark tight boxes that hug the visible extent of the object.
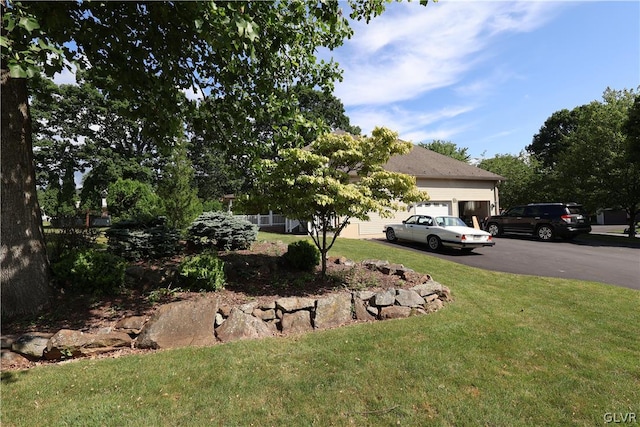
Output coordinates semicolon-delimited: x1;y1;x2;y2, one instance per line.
44;329;132;360
136;296;219;349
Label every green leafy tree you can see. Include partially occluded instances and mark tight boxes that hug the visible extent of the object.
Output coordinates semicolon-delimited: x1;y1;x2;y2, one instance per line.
526;109;580;169
254;127;427;276
29;75;160;212
623;94;640;164
107;178;164;223
477;153;543;209
419;140;470;163
157;142;203;230
1;0;432;317
294;86;361;143
553;88;640;236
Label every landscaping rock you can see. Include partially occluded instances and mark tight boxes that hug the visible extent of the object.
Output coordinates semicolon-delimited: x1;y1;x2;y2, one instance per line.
11;332;53;360
353;296;376;321
136;296;219;349
44;329;132;360
379;306;413;319
373;289;396;307
215;308;276;343
1;349;31;368
275;296;315;312
114;316;148;335
424;298;444;313
314;293;353;329
281;310;313;334
395;289;425;308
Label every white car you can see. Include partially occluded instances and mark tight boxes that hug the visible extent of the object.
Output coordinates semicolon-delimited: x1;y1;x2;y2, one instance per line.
383;215;495;252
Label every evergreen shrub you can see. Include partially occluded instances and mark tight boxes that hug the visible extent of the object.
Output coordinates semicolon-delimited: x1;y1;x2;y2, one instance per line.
178;252;226;291
187;211;258;251
283;240;320;271
51;249;127;294
106;217;180;260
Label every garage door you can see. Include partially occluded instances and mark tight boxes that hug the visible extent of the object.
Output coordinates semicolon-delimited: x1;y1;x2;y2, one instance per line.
413;202;450;216
357;211;408;235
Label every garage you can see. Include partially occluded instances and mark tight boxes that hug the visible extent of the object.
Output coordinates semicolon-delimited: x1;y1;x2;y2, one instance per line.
413;202;450;217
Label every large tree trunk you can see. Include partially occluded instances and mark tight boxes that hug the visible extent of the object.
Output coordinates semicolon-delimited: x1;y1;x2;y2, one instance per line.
1;68;51;318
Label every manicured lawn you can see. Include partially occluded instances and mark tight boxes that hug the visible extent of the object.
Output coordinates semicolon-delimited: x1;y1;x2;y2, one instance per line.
2;233;638;426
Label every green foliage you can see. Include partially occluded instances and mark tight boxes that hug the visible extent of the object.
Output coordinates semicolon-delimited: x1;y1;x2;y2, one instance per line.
201;199;224;213
283;240;321;272
45;226;100;263
51;249;127;294
477;152;543;208
253;127;427;274
419;140;470;163
107;178;164;223
623;94;640;163
106;218;180;261
187;211;258;251
157;142;203;230
178;253;226;291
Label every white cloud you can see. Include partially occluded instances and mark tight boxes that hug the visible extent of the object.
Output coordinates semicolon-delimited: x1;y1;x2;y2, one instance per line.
182;86;204;102
52;65;77;85
333;1;562;107
330;1;570;147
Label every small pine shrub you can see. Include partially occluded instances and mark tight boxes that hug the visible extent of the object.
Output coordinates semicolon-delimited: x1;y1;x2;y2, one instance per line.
178;253;225;291
51;249;127;295
187;211;258;251
106;217;180;260
283;240;320;271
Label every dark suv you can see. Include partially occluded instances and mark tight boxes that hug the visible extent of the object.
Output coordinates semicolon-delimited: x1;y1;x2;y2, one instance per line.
484;203;591;241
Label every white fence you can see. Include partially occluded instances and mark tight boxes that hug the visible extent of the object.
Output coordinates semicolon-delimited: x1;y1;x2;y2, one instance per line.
236;212;286;227
235;213;304;233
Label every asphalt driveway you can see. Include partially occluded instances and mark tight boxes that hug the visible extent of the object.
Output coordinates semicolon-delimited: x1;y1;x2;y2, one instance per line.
374;229;640;291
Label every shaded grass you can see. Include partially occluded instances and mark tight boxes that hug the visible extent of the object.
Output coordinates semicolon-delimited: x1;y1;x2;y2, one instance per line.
2;234;639;426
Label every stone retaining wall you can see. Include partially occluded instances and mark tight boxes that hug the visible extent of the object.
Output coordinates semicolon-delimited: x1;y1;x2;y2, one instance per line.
1;261;452;367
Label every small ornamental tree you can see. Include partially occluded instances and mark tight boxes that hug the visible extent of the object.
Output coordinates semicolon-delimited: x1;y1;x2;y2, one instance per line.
254;127;428;276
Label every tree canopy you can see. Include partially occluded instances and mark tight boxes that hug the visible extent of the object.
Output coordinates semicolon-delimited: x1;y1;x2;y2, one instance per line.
477;153;541;209
419;140;470;163
253;127;427;275
1;0;432;317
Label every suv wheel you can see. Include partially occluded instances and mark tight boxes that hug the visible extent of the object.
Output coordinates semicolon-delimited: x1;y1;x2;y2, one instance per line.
487;222;502;237
536;225;554;241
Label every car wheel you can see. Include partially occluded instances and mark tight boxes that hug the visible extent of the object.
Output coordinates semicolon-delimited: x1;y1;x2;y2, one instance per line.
536;225;554;241
427;235;441;251
385;228;397;242
487;223;501;237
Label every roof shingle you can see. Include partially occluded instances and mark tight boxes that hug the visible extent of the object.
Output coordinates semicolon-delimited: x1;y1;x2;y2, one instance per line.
385;145;504;182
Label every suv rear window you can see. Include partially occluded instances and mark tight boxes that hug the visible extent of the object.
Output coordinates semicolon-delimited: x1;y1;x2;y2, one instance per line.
566;205;585;215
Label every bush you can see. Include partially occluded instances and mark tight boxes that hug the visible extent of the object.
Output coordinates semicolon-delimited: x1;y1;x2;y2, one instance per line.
106;217;180;261
107;178;164;223
283;240;320;271
187;211;258;251
46;226;100;263
178;252;225;291
51;249;127;294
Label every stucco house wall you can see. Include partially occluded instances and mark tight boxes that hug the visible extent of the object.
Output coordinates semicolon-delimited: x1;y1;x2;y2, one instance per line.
340;145;504;239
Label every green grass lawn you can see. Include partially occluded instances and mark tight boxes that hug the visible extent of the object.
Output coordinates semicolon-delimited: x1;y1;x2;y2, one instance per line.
2;233;638;426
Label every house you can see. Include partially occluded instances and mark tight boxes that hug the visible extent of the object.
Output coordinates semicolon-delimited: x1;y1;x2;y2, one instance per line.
340;145;505;239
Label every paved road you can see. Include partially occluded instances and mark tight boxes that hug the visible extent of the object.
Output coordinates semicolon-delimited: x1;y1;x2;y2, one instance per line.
374;232;640;291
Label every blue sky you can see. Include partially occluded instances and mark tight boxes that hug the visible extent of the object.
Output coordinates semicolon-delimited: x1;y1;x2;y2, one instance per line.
329;0;639;160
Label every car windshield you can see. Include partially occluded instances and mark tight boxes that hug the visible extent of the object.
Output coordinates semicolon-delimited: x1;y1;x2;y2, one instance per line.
435;216;467;227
